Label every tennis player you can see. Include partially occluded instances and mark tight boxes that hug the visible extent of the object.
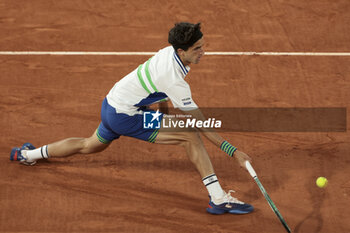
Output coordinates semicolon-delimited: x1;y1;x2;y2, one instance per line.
10;22;254;215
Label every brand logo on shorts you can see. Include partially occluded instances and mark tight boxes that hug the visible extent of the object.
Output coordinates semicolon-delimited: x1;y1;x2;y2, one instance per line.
143;110;162;129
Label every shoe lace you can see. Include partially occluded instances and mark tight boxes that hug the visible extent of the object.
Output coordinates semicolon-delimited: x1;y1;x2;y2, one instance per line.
223;190;244;204
21;150;28;161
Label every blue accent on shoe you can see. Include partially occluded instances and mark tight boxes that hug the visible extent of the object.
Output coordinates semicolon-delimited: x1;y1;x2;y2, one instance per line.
22;143;36;150
206;198;254;215
10;147;25;161
10;143;35;161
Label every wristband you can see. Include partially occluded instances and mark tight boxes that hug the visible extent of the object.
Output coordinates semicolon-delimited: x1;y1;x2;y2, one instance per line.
220;141;237;157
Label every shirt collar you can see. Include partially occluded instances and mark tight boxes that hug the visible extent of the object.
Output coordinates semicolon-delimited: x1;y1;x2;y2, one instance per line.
173;51;190;76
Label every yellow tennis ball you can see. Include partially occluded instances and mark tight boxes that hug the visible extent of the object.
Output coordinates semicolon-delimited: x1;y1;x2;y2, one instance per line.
316;177;328;188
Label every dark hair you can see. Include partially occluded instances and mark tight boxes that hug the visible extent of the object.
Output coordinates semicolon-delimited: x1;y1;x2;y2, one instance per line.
168;22;203;52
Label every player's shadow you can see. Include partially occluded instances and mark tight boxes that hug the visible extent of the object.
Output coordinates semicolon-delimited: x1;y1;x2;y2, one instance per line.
294;187;326;233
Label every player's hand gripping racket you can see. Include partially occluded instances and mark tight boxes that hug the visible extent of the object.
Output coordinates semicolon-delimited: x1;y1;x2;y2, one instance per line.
245;161;291;233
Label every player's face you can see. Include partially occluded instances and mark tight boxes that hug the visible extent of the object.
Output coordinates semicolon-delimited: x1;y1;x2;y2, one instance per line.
180;38;205;66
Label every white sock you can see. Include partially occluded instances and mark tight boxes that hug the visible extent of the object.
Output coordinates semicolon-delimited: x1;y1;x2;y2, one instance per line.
202;174;225;200
23;145;50;162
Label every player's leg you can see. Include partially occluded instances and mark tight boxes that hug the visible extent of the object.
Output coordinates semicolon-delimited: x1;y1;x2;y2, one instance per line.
47;129;109;157
153;121;254;215
10;98;119;165
10;127;113;165
124;116;223;199
155;128;226;200
155;129;214;178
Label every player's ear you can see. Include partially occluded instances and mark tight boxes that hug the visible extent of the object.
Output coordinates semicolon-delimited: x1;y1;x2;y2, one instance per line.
177;48;185;56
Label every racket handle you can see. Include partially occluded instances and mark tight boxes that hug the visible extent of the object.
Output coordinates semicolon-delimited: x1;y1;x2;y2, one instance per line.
245;161;257;178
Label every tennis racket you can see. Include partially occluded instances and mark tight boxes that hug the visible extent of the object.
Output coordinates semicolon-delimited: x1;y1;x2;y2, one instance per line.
245;161;291;233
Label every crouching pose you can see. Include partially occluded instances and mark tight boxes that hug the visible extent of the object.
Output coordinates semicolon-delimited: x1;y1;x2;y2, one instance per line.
11;22;254;215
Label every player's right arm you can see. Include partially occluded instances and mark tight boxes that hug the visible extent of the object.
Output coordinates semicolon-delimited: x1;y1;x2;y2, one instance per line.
183;107;252;167
159;78;251;166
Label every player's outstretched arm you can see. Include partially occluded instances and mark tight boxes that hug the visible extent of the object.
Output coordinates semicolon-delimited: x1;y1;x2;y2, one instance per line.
183;107;223;146
183;108;252;167
233;150;252;167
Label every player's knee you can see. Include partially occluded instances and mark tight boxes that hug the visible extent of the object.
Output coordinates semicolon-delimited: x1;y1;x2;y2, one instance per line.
81;137;108;154
180;130;202;148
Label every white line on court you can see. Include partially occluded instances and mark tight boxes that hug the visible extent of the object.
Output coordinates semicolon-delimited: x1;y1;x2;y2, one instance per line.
0;51;350;56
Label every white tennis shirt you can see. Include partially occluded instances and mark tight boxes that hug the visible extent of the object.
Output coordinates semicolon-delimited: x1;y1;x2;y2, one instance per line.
106;46;198;116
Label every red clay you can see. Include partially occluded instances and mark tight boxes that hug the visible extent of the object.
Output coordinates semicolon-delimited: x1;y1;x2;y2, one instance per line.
1;1;349;232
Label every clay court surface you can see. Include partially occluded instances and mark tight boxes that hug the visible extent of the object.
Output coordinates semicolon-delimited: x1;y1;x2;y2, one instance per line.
1;1;350;232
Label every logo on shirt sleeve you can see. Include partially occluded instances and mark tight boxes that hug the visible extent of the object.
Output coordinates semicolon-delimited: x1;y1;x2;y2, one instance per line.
182;97;192;106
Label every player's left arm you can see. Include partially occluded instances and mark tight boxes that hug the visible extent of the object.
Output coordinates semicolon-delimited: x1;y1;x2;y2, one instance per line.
184;107;252;167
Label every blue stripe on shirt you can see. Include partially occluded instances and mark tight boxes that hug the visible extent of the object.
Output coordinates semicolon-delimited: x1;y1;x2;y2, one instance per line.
134;92;168;107
173;52;188;75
